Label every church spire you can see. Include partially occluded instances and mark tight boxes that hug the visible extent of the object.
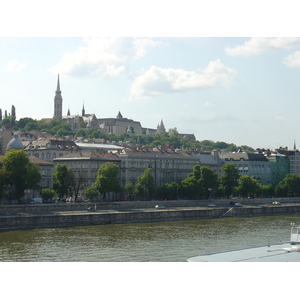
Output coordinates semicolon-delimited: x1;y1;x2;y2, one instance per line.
157;119;166;134
82;102;85;116
53;74;63;120
56;74;61;92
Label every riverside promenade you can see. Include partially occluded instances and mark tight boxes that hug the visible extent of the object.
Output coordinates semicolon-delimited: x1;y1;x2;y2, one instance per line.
1;198;300;231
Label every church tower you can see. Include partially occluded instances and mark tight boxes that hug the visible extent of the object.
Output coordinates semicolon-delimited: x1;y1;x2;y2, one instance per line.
53;74;63;120
82;103;85;116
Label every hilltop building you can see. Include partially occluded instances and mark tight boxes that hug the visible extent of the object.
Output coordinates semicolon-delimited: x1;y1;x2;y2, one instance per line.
49;76;194;139
98;111;143;136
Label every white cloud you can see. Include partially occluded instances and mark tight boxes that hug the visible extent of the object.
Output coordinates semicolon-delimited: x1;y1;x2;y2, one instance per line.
50;37;164;78
283;50;300;68
225;37;300;57
7;59;27;71
129;60;237;100
132;38;166;59
275;116;285;121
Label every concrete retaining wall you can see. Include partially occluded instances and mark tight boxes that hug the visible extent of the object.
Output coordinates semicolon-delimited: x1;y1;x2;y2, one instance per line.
1;203;300;232
1;197;299;215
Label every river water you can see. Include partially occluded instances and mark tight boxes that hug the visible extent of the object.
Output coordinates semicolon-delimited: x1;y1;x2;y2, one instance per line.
1;214;300;262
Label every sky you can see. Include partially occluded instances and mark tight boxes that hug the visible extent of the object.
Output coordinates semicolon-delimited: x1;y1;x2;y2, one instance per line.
1;2;300;151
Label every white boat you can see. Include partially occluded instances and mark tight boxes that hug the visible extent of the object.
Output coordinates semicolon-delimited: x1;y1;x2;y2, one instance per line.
187;223;300;262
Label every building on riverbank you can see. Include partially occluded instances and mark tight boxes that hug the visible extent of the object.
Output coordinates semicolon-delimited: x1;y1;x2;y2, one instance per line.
24;139;79;162
218;151;272;185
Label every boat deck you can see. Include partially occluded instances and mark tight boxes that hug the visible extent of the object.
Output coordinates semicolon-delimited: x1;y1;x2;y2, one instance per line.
187;242;300;262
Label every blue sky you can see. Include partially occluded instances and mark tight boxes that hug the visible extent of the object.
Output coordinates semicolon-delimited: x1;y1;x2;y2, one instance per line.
1;2;299;150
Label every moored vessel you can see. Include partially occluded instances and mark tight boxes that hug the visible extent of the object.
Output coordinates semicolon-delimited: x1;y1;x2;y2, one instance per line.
187;223;300;262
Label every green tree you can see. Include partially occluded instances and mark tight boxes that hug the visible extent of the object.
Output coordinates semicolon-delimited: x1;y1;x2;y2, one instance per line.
260;184;275;198
236;175;261;198
11;105;16;118
24;121;39;132
83;186;98;201
76;128;87;137
220;163;240;198
71;170;88;201
17;117;36;129
134;168;155;200
53;164;74;199
276;174;300;197
94;162;121;201
198;166;219;199
0;168;6;199
41;188;56;202
275;180;288;197
181;176;200;199
124;182;135;201
1;150;41;202
181;165;218;199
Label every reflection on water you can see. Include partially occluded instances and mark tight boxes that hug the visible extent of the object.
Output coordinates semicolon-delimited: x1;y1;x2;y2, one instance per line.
0;214;299;262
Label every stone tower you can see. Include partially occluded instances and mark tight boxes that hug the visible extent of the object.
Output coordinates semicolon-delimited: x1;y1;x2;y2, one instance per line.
53;74;63;120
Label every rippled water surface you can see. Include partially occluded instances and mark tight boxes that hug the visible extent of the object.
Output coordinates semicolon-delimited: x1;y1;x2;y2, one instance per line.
1;214;299;262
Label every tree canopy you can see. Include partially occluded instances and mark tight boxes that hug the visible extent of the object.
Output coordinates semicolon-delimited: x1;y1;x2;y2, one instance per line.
53;164;74;199
220;163;240;198
94;162;121;201
134;168;155;200
1;150;41;201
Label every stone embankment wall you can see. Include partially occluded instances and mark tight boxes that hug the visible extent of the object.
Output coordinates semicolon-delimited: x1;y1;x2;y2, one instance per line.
0;198;300;231
0;197;298;215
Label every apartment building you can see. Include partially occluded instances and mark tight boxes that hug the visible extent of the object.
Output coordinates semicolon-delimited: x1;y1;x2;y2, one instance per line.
218;151;272;185
118;147;200;188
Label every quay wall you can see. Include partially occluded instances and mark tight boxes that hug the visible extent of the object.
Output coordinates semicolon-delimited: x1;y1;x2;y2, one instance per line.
1;197;299;215
1;202;300;231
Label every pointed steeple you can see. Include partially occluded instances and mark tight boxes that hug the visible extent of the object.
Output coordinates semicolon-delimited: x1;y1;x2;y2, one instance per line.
117;111;123;119
56;74;61;92
82;102;85;116
294;140;297;150
157;119;166;134
53;74;63;120
67;108;70;116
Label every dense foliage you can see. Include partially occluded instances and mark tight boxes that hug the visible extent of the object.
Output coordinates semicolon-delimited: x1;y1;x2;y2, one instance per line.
0;150;41;202
94;162;122;201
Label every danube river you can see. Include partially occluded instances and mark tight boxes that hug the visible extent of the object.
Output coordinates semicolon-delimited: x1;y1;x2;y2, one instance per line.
0;214;299;262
